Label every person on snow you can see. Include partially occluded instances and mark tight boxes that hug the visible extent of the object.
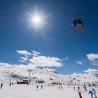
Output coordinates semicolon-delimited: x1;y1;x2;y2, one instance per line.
74;86;76;91
83;84;87;91
41;85;43;90
92;88;97;98
36;85;38;91
0;83;3;89
77;87;83;98
9;82;11;86
88;90;94;98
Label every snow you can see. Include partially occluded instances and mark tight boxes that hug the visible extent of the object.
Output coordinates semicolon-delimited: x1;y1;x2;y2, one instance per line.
0;65;98;98
0;84;98;98
0;65;98;89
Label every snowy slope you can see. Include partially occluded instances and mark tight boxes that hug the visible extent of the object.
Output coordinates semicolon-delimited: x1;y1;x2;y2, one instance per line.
0;65;98;85
0;65;66;84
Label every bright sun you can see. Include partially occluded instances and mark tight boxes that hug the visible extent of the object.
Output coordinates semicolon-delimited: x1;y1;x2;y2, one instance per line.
30;14;46;30
32;15;42;24
27;11;48;31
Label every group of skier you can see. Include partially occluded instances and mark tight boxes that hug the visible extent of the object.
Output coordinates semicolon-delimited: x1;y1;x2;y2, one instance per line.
36;84;43;91
0;81;97;98
0;82;13;89
88;88;97;98
36;83;97;98
76;86;97;98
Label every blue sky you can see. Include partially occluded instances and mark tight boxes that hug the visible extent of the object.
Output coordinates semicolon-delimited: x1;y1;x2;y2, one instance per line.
0;0;98;74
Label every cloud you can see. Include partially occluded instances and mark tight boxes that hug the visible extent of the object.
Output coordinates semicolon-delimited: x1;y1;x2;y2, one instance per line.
19;57;28;63
43;67;55;72
0;62;35;70
0;50;63;71
70;73;83;77
17;50;63;68
75;60;83;65
0;62;29;68
17;50;41;63
87;53;98;61
16;50;31;57
32;50;41;56
29;56;63;67
14;63;36;70
20;55;63;68
0;62;12;67
91;61;98;66
84;68;98;74
87;53;98;67
16;50;32;63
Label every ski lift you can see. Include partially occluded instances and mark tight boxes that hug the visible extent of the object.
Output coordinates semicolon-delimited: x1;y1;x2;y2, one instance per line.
73;18;84;32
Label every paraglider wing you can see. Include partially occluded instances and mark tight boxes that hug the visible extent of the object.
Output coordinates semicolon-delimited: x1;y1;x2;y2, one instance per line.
73;18;84;32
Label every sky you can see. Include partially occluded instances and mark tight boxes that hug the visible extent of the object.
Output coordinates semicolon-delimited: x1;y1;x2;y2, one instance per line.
0;0;98;74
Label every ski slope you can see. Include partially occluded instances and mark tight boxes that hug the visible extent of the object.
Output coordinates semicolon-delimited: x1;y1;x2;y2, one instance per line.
0;65;98;98
0;84;98;98
0;65;98;85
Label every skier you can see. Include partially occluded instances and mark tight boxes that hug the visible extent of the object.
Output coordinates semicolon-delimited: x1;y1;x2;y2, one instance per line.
61;84;63;90
88;90;93;98
74;86;76;91
58;84;63;90
83;84;87;91
77;87;83;98
92;88;97;98
41;85;43;90
9;82;11;86
0;83;3;89
36;85;38;91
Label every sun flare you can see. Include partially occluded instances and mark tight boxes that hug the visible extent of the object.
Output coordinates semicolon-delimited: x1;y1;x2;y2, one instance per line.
32;15;42;25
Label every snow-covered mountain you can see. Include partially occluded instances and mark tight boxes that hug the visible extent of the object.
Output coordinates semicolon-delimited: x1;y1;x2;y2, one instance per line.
66;73;98;85
0;65;98;85
0;65;66;84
